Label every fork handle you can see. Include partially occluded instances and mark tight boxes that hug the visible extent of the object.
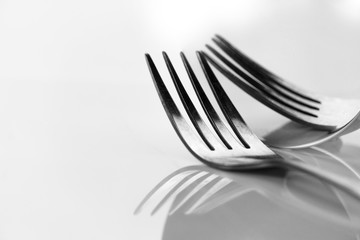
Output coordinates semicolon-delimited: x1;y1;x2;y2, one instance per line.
279;159;360;201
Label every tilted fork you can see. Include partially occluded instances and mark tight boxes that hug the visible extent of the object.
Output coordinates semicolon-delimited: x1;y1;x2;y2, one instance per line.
204;35;360;141
145;51;360;200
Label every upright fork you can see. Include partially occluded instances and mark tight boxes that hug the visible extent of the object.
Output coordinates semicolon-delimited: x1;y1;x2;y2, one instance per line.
146;51;360;200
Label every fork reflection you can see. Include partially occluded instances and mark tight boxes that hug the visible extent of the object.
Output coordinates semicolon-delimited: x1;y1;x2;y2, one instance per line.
135;142;360;239
134;166;267;216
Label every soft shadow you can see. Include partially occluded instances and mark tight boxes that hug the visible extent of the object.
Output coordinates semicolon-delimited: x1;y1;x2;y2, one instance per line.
135;141;360;239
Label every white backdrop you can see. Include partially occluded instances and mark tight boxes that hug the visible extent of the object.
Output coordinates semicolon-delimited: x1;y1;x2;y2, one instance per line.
1;0;360;239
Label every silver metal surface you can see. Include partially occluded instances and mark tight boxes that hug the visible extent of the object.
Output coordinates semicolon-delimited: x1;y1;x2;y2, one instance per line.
146;51;360;201
203;35;360;148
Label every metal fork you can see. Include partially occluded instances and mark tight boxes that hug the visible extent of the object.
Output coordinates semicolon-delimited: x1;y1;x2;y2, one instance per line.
204;35;360;142
145;51;360;200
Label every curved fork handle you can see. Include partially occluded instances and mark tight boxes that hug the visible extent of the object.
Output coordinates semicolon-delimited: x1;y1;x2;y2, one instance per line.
279;159;360;201
339;111;360;136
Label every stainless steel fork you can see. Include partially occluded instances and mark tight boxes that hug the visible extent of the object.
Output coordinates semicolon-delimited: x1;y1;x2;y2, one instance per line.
146;51;360;200
204;35;360;136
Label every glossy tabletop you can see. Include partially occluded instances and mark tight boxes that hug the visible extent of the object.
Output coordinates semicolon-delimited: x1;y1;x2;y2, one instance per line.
1;0;360;239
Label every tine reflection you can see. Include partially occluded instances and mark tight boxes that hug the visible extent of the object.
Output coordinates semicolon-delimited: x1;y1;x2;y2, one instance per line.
151;171;202;215
171;176;223;215
185;178;234;214
134;169;200;215
136;142;360;236
168;172;214;215
135;142;360;240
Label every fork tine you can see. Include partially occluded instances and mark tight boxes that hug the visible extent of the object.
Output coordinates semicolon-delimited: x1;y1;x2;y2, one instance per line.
180;52;241;149
162;52;225;150
202;51;319;119
207;42;320;111
197;51;257;148
145;53;215;154
213;35;321;104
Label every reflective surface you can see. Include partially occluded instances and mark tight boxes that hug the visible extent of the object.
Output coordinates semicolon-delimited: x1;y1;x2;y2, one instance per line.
0;0;360;239
136;142;360;239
